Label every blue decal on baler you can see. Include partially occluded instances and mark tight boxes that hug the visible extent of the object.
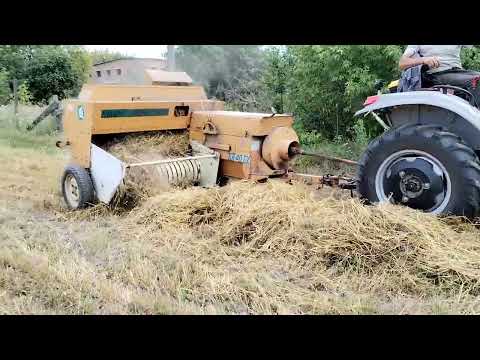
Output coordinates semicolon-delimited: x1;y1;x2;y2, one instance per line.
228;153;250;164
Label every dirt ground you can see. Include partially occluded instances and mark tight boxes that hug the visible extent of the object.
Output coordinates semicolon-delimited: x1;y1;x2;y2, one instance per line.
2;132;480;314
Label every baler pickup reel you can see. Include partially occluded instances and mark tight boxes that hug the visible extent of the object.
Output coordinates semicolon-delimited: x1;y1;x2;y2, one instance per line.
89;141;220;204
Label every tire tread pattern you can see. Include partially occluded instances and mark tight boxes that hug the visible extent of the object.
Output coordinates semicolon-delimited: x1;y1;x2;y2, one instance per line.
358;123;480;217
61;165;95;209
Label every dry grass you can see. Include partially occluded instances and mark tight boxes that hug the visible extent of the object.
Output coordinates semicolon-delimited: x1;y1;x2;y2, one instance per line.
124;181;480;313
2;127;480;314
104;131;190;161
102;131;190;209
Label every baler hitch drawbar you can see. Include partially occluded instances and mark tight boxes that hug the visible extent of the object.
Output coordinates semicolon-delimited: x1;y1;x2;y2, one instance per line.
286;147;358;192
290;147;359;167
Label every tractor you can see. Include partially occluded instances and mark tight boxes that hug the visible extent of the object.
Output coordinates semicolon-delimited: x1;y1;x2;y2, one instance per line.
355;69;480;218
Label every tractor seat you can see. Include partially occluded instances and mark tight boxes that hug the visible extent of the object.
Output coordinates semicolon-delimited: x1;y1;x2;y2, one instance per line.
387;67;478;108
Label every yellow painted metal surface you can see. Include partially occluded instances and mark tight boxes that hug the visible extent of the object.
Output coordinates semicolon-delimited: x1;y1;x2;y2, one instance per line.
388;80;399;88
63;100;93;168
62;84;299;182
91;101;189;134
190;111;294;137
78;84;209;102
262;127;299;170
87;100;225;135
189;111;297;180
63;85;225;168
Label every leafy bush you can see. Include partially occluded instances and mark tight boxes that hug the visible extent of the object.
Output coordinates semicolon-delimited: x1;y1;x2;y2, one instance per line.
0;45;91;104
461;46;480;71
284;45;403;140
23;46;90;104
17;83;32;105
0;68;10;105
262;47;295;113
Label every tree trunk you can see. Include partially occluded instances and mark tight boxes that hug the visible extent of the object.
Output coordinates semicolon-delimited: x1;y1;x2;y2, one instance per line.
13;79;18;128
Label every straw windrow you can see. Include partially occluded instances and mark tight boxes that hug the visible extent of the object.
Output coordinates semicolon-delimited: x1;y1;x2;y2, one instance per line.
127;180;480;300
102;131;190;210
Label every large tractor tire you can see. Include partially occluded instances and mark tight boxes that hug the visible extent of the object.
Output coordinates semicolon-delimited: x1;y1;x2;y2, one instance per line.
357;123;480;217
61;165;95;210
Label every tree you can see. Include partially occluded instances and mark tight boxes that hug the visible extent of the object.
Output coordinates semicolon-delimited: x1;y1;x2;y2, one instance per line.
88;48;126;65
262;47;294;113
65;46;91;96
0;45;33;80
0;68;10;105
176;45;267;102
285;45;403;139
461;46;480;71
0;45;93;104
21;46;90;104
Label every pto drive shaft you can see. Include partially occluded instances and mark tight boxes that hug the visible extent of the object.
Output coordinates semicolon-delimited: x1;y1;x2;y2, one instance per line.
291;147;359;166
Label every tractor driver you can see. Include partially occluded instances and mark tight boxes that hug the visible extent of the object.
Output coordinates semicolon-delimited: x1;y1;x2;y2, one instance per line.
399;45;480;103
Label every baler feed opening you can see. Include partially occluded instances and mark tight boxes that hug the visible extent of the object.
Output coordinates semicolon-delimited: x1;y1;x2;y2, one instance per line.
89;141;220;205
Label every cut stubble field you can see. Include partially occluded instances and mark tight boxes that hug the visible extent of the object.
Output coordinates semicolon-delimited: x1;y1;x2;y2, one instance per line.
2;123;480;314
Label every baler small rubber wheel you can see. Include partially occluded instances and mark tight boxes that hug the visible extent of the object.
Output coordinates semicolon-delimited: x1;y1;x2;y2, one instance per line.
61;165;95;210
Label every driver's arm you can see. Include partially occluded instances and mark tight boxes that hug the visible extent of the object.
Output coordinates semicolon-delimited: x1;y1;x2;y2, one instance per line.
399;56;427;71
399;45;440;71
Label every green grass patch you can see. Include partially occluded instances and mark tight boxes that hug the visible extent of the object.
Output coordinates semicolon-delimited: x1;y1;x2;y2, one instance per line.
293;122;370;174
0;127;57;154
0;103;58;154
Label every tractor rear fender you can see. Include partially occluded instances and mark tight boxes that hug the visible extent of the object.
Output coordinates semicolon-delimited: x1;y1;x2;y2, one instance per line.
355;91;480;151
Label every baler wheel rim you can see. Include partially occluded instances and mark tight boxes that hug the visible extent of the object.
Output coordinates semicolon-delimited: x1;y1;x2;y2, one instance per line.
64;174;81;208
61;165;95;210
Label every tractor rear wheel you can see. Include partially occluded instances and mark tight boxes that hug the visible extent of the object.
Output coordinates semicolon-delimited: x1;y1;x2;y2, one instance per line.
61;165;95;210
357;124;480;217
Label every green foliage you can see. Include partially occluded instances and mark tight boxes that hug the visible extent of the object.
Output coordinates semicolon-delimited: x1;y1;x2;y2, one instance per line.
0;68;10;105
89;49;126;65
262;47;294;113
293;122;324;149
352;119;369;147
0;45;32;80
17;83;32;105
22;46;90;104
67;46;92;95
0;45;91;104
461;46;480;71
284;45;403;140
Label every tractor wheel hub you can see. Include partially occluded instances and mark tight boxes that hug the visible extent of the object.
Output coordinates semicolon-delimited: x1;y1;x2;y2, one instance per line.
378;154;451;212
400;173;425;198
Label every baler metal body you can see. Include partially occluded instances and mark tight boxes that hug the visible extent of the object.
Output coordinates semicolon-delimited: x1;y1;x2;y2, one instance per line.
59;83;302;207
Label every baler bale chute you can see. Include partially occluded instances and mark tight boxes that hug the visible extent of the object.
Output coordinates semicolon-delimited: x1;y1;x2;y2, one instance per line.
57;77;356;210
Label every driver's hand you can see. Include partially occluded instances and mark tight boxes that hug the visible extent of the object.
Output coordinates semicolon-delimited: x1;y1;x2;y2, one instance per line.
422;56;440;69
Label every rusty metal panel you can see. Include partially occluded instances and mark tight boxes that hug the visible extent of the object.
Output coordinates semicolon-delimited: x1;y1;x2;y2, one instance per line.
220;159;248;179
190;111;294;137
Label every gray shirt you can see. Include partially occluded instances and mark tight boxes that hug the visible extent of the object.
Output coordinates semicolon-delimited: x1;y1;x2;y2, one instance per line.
403;45;474;73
